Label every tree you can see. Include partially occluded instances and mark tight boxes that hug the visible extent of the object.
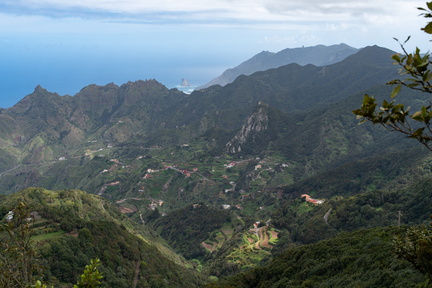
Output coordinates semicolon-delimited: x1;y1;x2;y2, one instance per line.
1;202;103;288
0;202;43;288
394;224;432;284
32;259;103;288
73;258;103;288
354;3;432;285
353;2;432;151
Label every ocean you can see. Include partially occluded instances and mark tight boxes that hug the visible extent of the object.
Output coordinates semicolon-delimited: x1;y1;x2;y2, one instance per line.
0;64;218;109
0;49;230;109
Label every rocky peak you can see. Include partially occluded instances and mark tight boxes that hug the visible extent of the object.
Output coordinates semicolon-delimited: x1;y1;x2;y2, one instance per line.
34;85;48;94
225;102;269;153
8;85;56;114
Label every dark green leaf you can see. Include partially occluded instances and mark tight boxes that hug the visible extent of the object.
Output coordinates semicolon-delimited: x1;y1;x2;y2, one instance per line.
412;111;423;121
390;85;401;98
392;54;401;63
422;22;432;34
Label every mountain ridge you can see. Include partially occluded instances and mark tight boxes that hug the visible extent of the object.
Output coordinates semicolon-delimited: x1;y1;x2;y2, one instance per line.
1;43;432;286
161;45;398;143
0;45;412;196
198;43;359;89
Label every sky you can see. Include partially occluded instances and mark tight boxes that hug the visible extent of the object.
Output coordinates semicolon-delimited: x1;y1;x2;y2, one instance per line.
0;0;431;108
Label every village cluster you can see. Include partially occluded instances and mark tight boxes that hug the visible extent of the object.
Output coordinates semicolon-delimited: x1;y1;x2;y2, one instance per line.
92;149;323;217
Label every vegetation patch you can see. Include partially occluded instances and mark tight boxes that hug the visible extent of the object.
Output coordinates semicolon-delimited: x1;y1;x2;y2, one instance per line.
32;230;65;243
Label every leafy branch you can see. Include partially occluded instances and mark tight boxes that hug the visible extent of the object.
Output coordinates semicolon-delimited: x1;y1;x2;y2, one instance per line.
74;258;103;288
353;2;432;151
0;202;42;288
394;223;432;283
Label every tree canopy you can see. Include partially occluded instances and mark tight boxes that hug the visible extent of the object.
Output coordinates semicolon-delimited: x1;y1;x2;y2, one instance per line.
353;2;432;151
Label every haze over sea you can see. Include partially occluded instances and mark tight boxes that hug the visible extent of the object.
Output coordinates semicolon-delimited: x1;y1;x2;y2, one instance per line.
1;0;430;109
1;43;237;109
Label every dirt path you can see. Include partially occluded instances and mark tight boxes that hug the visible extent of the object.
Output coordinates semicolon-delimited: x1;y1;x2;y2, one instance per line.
133;260;140;288
252;226;274;249
0;164;23;177
139;213;145;225
115;197;145;204
119;206;137;214
260;230;272;248
254;228;263;249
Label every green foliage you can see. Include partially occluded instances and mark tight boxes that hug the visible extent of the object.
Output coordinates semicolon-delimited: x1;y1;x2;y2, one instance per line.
74;259;103;288
2;11;432;287
353;2;432;150
152;204;231;260
0;42;400;197
209;227;426;288
394;223;432;283
32;280;53;288
32;259;103;288
0;188;206;288
270;175;432;247
0;202;44;288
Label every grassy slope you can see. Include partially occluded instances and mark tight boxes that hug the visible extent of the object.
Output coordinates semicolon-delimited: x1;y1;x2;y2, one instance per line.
207;227;426;288
0;188;206;287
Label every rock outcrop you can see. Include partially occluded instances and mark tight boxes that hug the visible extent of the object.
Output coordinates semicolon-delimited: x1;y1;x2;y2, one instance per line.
225;102;269;153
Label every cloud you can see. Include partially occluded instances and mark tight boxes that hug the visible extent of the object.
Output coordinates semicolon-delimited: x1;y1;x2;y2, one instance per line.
264;0;381;14
0;0;425;39
3;0;423;25
1;0;429;51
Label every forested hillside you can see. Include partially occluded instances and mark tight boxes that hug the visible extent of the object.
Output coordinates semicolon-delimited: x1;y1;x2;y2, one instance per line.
206;227;427;288
0;188;205;287
1;44;432;286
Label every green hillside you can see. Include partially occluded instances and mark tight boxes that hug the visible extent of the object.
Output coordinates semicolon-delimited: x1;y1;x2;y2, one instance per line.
206;227;427;288
0;46;413;199
1;45;432;286
0;188;205;287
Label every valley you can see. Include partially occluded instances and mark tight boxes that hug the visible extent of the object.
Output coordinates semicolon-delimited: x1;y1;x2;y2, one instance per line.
1;44;432;287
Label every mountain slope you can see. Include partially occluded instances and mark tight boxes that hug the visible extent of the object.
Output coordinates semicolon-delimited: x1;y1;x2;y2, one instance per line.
0;80;185;172
198;43;358;89
0;187;206;287
1;43;432;285
207;227;426;287
0;45;397;166
161;45;398;141
0;45;422;202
